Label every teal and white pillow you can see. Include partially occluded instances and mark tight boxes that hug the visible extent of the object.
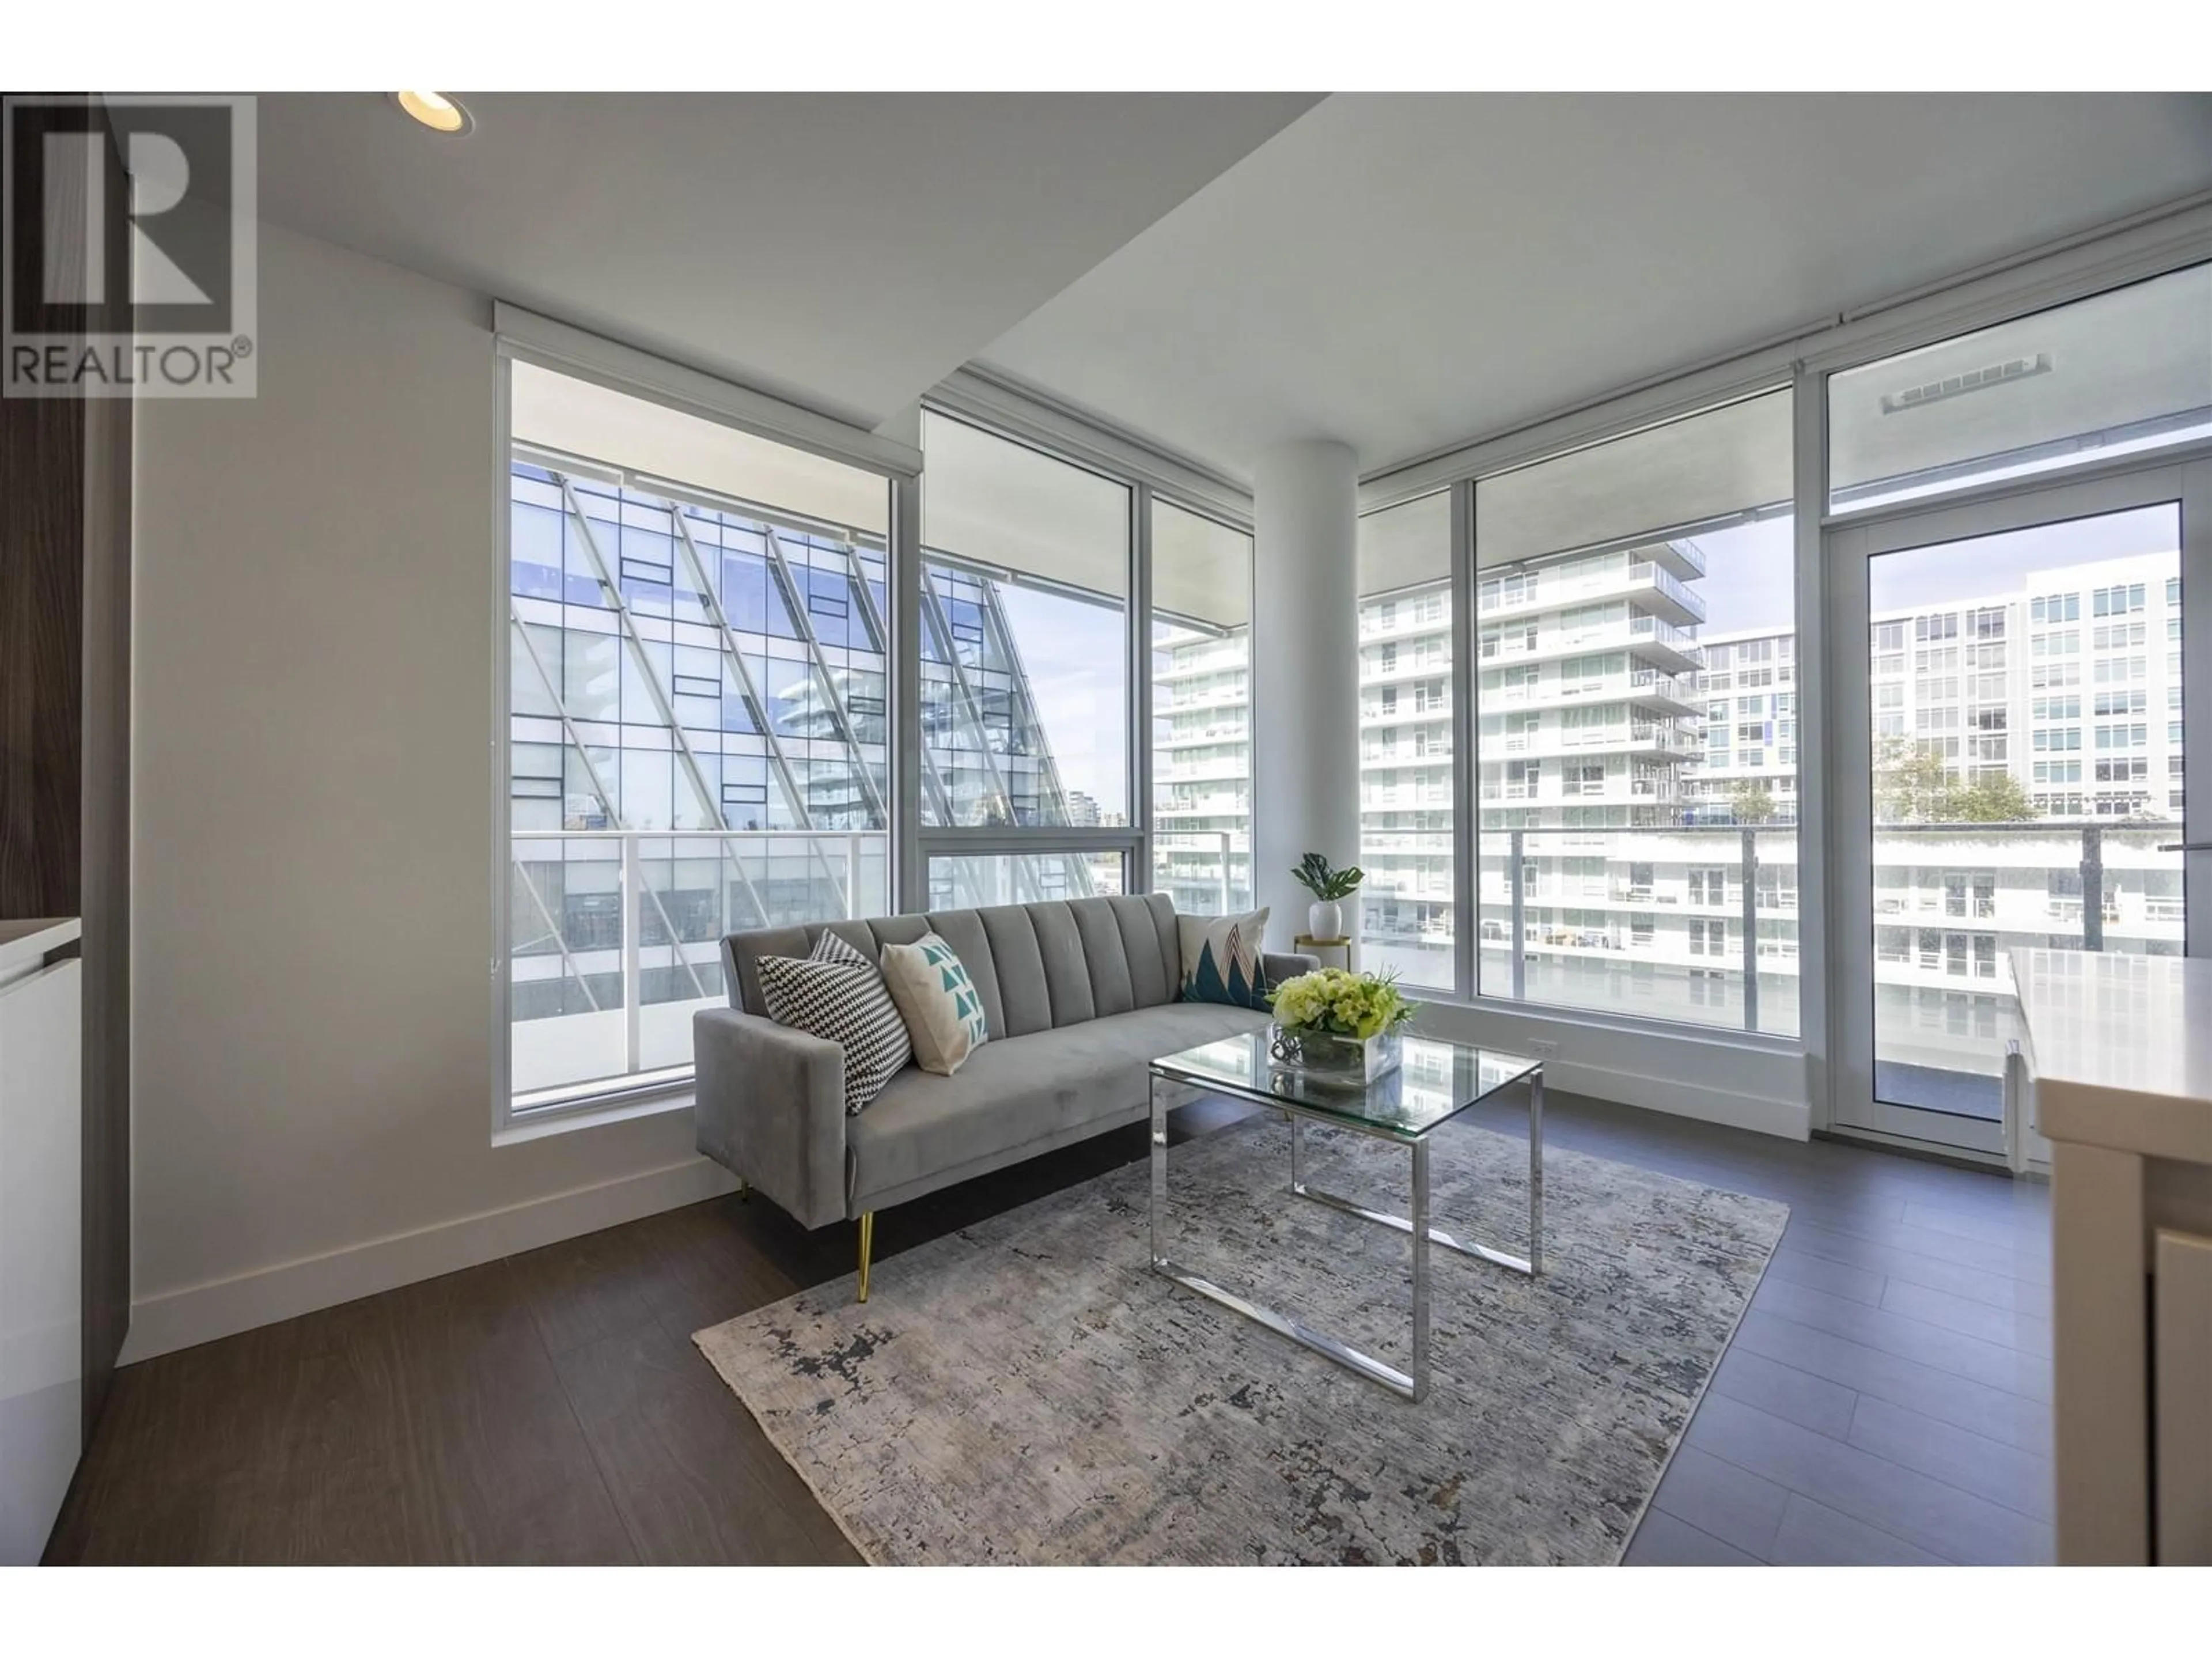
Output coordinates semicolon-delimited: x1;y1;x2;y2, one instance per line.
756;930;912;1114
1177;907;1271;1011
879;931;991;1076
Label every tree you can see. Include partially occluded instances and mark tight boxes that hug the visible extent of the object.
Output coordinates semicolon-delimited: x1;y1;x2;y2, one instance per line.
1950;771;2037;823
1874;739;1956;824
1726;779;1777;824
1874;738;2039;824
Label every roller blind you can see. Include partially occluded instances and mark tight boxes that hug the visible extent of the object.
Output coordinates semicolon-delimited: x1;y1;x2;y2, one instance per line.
921;410;1130;600
1153;498;1251;629
1358;488;1451;597
510;361;889;536
1475;387;1793;570
1830;262;2212;510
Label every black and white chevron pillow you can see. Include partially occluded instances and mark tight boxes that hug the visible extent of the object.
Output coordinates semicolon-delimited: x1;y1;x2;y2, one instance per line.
757;930;912;1116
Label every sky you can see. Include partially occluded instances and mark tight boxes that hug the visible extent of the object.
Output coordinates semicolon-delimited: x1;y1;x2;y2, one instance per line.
1685;499;2182;634
1864;502;2180;612
994;582;1129;817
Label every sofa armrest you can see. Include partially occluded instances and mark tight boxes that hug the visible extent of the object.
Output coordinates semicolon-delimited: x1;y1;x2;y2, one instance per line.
694;1007;849;1230
1264;950;1322;984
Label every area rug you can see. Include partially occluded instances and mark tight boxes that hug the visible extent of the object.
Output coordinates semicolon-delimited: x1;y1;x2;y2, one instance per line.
695;1113;1786;1565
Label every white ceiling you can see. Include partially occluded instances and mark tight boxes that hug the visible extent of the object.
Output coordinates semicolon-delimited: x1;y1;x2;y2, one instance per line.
978;92;2212;478
252;92;1323;429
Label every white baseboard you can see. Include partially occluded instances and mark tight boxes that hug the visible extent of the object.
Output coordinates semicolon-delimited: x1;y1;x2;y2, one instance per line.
1409;999;1811;1142
1544;1056;1811;1139
118;1156;740;1365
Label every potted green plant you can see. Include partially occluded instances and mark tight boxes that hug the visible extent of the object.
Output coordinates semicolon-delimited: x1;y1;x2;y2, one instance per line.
1266;967;1417;1084
1291;851;1362;942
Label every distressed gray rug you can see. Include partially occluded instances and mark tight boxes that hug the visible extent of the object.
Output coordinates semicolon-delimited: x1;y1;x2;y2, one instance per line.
695;1114;1785;1565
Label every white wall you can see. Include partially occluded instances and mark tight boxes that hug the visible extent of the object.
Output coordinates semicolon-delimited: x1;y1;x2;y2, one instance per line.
126;222;732;1362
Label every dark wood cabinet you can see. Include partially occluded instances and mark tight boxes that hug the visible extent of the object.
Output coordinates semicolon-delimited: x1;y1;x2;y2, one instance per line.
0;93;133;1446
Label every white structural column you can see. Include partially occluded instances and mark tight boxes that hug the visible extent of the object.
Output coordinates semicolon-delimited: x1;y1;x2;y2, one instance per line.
1252;440;1361;953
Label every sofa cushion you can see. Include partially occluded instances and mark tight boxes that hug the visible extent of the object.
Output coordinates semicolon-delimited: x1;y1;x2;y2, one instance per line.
879;931;990;1076
846;1001;1270;1206
1177;907;1272;1010
756;933;912;1116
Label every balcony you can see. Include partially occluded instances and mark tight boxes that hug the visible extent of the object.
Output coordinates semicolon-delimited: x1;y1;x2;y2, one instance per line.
1624;668;1704;718
1154;830;1245;913
1624;613;1702;675
1625;720;1699;757
1467;821;2181;1096
509;828;889;1108
1640;538;1708;582
1624;560;1707;627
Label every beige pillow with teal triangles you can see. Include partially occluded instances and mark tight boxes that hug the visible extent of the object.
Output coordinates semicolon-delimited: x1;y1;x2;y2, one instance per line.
879;932;992;1076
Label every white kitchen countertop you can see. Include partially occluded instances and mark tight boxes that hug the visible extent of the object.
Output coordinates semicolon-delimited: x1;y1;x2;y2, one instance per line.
2013;946;2212;1164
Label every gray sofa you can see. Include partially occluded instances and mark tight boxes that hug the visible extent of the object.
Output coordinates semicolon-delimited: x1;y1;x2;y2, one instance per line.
694;892;1316;1298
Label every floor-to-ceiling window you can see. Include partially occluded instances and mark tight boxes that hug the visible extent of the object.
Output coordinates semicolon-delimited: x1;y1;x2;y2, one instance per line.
1357;491;1455;987
1151;499;1253;914
916;410;1135;908
1472;388;1798;1035
505;362;895;1109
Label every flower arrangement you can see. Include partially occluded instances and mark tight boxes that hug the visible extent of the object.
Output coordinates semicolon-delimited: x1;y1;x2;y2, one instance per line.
1267;967;1417;1041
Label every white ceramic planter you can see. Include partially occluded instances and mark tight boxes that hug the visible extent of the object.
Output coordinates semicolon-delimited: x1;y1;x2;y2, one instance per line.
1307;899;1344;941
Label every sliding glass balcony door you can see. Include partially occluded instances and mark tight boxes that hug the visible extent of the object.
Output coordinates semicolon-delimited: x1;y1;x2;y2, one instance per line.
1828;460;2212;1153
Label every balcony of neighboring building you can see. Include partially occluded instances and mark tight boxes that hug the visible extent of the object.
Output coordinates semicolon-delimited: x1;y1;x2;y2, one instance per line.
1358;599;1452;642
1358;697;1453;731
1155;794;1249;822
1475;556;1707;630
1359;650;1455;688
1157;752;1251;785
1637;537;1708;582
1480;612;1702;677
1482;665;1703;720
1157;717;1249;749
1158;669;1249;701
1157;664;1249;698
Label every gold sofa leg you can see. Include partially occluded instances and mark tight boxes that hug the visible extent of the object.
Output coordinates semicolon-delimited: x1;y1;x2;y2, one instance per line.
857;1211;875;1304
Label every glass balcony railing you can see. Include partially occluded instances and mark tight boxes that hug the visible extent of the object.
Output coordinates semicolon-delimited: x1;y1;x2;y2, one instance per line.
1153;830;1247;914
1475;824;1798;1037
1626;560;1709;624
509;829;889;1108
1469;820;2183;1099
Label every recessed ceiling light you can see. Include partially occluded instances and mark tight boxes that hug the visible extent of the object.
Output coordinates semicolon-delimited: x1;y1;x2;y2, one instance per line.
391;91;473;136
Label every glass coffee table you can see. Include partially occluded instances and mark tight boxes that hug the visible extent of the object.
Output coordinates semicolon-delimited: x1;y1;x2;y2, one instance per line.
1148;1031;1544;1403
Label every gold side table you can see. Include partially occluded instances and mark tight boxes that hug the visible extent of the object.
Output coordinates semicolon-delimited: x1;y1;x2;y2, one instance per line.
1294;934;1353;969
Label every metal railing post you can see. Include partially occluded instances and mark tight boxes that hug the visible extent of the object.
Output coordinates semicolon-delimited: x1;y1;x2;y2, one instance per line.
1509;828;1527;1001
2081;824;2105;952
621;832;642;1077
1740;827;1760;1033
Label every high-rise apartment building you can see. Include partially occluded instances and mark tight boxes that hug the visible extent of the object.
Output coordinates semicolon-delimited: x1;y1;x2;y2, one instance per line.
1358;584;1456;981
1152;620;1253;916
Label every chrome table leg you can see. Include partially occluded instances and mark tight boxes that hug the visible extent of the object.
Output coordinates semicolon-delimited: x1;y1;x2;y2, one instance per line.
1528;1068;1544;1277
1410;1138;1431;1402
1288;1065;1547;1278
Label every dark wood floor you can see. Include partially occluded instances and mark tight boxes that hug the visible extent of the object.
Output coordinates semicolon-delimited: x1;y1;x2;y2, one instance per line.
45;1090;2052;1566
